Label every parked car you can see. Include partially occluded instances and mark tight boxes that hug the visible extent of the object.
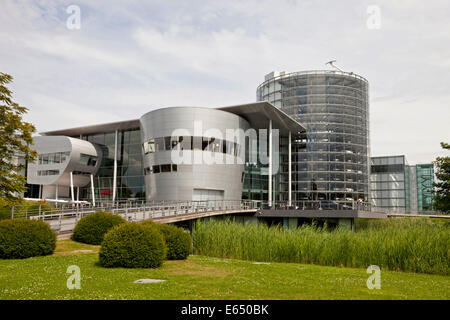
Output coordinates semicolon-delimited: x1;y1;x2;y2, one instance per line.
318;200;353;210
318;200;339;210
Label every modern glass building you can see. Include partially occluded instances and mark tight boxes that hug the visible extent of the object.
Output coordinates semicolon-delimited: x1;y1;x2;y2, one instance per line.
370;155;434;213
370;155;407;212
256;70;370;205
25;102;304;204
80;127;145;201
407;163;434;212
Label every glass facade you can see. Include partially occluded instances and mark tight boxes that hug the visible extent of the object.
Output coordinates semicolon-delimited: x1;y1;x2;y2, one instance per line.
242;134;270;201
370;156;434;213
257;71;370;203
370;156;407;212
78;128;145;201
413;164;434;212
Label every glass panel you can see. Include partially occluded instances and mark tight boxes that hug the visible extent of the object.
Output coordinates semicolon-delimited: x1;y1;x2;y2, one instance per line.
164;137;172;151
161;164;171;173
154;137;165;152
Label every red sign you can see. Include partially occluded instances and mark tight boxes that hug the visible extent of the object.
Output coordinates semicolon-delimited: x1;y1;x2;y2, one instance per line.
101;190;112;197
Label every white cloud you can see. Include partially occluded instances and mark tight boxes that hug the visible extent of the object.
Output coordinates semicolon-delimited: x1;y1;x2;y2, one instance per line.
1;0;449;164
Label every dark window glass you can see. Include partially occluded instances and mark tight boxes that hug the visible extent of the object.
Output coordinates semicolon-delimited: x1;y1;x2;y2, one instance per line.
172;164;177;172
152;165;160;173
371;164;404;173
164;136;172;151
161;164;171;173
202;137;209;150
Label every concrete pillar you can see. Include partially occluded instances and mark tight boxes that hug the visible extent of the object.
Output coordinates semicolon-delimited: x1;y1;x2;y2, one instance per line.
55;185;58;200
90;174;96;207
338;218;355;231
70;172;74;202
283;217;288;228
288;217;298;229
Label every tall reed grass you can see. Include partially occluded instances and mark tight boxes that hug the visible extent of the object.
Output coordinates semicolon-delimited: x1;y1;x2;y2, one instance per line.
192;218;449;275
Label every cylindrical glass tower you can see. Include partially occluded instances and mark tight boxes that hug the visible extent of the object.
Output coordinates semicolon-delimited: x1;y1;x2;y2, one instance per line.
257;70;370;204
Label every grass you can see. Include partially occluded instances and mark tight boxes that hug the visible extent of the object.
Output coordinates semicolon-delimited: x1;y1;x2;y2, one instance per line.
193;218;450;275
0;240;448;300
54;240;100;255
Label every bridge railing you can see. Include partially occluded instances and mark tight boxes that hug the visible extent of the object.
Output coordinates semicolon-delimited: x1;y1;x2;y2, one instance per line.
259;200;372;211
18;199;259;225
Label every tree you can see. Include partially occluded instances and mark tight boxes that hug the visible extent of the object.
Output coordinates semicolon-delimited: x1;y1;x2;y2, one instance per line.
0;72;37;203
433;142;450;213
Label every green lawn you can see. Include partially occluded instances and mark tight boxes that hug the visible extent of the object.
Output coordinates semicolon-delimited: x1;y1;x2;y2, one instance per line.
0;240;448;300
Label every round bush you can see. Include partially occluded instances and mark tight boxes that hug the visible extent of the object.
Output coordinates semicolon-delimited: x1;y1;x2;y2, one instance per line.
156;224;192;260
99;223;166;268
0;219;56;259
72;211;126;245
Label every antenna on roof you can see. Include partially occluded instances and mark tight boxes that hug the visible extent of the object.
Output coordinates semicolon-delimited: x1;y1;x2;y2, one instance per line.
325;60;344;72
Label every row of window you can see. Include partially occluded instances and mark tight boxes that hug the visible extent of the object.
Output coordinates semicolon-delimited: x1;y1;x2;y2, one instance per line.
38;152;70;165
72;171;92;176
371;164;405;174
143;136;241;156
79;153;98;167
144;164;178;175
37;170;60;176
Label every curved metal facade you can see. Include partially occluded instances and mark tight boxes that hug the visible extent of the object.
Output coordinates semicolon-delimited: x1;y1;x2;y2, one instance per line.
257;70;370;202
140;107;250;201
27;136;102;198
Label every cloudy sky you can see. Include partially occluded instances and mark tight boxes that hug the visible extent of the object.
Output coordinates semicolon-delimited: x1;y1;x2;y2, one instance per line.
1;0;449;164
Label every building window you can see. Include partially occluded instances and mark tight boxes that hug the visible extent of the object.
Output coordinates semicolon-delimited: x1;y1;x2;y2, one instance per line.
143;138;155;154
145;164;178;175
80;153;98;167
143;136;242;156
73;171;91;176
155;137;165;152
161;164;171;173
38;151;70;164
37;170;60;176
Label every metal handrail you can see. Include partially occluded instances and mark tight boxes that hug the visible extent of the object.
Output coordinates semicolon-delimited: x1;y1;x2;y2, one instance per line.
17;199;259;223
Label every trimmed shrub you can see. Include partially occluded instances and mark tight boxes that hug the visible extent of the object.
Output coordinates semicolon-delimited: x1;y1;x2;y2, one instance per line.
99;223;166;268
156;224;192;260
72;211;126;245
0;219;56;259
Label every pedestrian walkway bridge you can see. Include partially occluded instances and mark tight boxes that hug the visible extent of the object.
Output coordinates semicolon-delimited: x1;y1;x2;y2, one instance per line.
15;200;258;234
11;199;446;235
